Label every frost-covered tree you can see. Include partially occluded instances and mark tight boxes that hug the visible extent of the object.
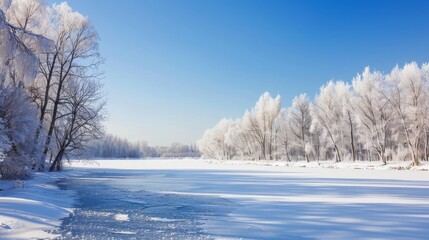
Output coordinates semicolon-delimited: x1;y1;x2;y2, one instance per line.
243;92;281;160
198;93;281;160
86;135;144;159
0;8;45;86
155;143;200;158
33;3;101;169
311;81;345;162
224;119;255;159
197;118;236;159
338;82;358;161
351;67;395;164
309;121;328;162
199;62;429;165
4;1;103;170
0;118;10;162
310;81;357;162
0;84;41;179
289;94;312;162
0;7;45;179
3;0;45;32
384;63;429;166
274;109;292;161
1;0;104;173
139;141;160;158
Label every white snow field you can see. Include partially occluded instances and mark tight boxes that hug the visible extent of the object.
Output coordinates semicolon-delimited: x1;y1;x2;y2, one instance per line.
0;171;80;239
1;159;429;239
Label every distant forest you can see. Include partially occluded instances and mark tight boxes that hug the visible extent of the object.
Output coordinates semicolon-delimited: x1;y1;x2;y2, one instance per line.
84;135;200;159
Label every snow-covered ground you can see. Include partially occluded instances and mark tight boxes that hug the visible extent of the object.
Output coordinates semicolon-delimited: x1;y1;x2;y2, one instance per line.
1;159;429;239
208;159;429;171
0;171;81;239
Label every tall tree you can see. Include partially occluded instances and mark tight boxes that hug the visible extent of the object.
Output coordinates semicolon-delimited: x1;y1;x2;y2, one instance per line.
0;7;46;179
49;78;105;171
311;81;345;162
385;63;429;166
289;94;312;162
275;109;292;161
37;3;101;170
244;92;281;160
351;67;394;164
2;1;104;172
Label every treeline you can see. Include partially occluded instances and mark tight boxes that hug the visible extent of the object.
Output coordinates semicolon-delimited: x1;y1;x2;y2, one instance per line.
155;143;200;158
0;0;105;179
198;63;429;166
85;135;200;159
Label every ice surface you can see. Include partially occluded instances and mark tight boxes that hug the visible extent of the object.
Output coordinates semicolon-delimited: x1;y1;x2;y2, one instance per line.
2;159;429;239
56;171;235;239
64;159;429;240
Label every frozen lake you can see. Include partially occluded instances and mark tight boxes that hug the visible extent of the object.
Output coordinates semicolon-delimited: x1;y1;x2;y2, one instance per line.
57;171;235;239
59;159;429;240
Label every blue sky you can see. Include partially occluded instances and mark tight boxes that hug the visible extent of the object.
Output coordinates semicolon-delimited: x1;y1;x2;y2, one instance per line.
51;0;429;146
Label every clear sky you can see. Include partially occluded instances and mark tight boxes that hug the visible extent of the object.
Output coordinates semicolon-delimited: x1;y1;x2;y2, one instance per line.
49;0;429;146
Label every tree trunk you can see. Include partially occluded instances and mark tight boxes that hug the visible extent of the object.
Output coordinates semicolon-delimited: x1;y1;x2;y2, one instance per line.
41;64;67;164
350;120;356;162
49;149;64;172
411;150;420;166
424;129;429;161
378;150;387;165
334;145;341;163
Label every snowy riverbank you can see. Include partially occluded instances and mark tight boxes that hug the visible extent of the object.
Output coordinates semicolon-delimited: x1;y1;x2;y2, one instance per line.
1;159;429;239
207;159;429;171
0;171;81;239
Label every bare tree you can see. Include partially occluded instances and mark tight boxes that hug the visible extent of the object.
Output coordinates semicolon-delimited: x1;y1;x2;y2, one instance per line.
32;4;102;170
49;78;105;171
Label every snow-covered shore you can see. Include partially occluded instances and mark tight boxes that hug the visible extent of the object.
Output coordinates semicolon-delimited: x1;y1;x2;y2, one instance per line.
208;159;429;171
0;171;80;239
69;158;429;171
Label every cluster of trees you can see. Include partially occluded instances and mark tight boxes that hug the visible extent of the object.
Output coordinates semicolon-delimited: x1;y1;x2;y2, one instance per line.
85;135;200;159
198;63;429;166
85;135;144;159
155;142;200;158
0;0;105;179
